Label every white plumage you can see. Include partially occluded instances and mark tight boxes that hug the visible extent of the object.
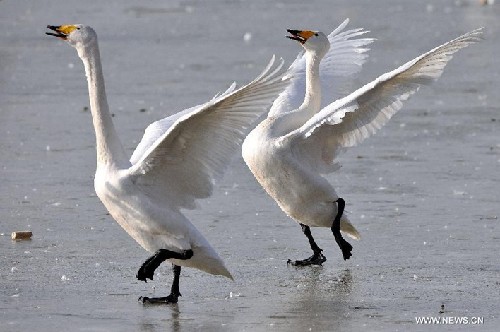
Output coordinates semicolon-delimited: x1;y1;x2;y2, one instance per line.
243;20;482;265
47;24;288;303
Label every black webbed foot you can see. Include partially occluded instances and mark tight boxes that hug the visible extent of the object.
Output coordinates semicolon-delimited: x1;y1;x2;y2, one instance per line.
137;256;156;282
137;249;193;282
334;234;352;260
139;293;180;305
287;250;327;266
139;265;184;305
289;223;327;266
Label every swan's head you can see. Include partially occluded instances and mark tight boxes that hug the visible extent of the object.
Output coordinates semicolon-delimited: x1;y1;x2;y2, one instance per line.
287;29;329;56
46;24;97;48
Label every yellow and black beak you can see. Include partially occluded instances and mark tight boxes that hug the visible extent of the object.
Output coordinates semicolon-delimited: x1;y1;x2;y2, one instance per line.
286;30;315;44
46;25;77;40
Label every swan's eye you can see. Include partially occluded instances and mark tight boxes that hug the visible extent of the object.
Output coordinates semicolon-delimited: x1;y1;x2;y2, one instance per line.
77;27;81;30
314;33;318;36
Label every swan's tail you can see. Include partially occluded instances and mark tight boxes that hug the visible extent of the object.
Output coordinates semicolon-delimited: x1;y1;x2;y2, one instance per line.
340;215;360;240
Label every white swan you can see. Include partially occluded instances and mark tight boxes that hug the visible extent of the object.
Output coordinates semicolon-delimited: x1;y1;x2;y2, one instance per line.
46;24;288;304
242;22;483;266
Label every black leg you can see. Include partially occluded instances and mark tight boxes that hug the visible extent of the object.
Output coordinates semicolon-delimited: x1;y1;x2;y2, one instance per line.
331;198;352;260
140;265;183;304
136;249;193;282
287;224;327;266
138;248;193;305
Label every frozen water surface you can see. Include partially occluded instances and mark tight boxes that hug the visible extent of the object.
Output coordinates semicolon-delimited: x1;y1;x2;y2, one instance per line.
1;0;499;331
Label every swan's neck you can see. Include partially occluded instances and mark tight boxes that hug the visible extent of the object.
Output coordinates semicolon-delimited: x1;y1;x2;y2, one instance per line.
78;41;127;169
271;52;322;136
299;51;322;114
270;50;323;137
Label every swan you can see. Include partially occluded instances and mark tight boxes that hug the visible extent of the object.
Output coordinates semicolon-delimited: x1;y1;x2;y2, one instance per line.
242;23;483;266
46;24;288;304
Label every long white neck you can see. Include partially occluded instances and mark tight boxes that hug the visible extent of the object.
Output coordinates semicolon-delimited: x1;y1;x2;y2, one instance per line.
299;51;322;114
271;49;323;137
77;41;128;169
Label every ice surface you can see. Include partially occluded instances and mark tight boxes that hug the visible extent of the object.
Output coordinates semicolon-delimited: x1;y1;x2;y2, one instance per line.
1;0;499;331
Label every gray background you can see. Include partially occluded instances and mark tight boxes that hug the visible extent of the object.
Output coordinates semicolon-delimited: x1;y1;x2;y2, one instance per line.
1;0;498;331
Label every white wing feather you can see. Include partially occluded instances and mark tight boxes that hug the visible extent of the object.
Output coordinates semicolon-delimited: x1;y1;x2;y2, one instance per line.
291;28;483;174
128;56;288;210
269;18;374;117
129;83;237;165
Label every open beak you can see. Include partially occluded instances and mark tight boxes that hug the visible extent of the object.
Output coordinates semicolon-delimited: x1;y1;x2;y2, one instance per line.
46;25;77;40
286;29;315;44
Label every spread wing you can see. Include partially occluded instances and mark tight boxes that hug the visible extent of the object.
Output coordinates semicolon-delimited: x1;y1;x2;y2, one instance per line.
127;56;288;210
269;18;374;117
290;28;483;174
129;83;237;165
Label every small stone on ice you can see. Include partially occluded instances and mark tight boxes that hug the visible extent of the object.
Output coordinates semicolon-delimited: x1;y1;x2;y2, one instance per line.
11;231;32;240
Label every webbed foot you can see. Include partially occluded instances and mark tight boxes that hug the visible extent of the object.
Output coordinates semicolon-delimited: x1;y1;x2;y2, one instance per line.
137;249;193;282
287;251;327;266
139;293;180;305
334;235;352;260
